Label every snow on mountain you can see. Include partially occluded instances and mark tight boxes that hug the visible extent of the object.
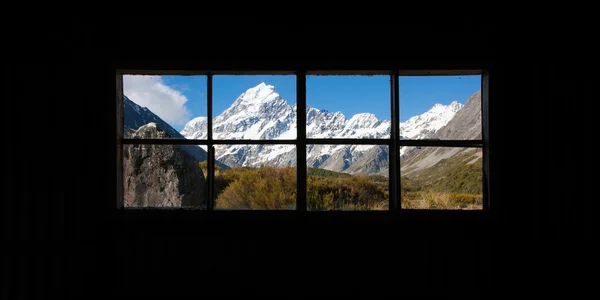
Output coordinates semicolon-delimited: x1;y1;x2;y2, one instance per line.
400;90;482;174
180;82;463;174
179;116;207;139
398;100;463;156
400;101;463;139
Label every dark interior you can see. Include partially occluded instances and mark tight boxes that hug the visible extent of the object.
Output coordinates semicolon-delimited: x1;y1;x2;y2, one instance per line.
3;18;594;297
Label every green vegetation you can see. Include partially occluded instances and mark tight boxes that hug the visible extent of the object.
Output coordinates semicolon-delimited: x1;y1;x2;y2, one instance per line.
401;149;483;210
215;166;296;209
308;167;351;178
209;166;387;210
197;149;483;210
307;175;388;211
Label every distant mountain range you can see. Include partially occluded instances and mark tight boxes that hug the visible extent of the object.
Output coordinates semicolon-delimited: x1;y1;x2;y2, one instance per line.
124;82;481;176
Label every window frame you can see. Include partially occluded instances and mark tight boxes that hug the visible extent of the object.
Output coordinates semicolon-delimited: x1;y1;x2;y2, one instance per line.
116;69;490;214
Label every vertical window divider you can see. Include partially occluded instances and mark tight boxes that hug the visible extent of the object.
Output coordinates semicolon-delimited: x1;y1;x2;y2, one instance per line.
390;72;401;212
116;72;124;209
482;70;491;212
207;73;214;211
296;70;307;212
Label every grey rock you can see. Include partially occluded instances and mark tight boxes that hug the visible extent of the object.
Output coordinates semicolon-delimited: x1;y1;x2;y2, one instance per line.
432;90;482;140
346;146;390;175
124;95;229;169
123;123;207;208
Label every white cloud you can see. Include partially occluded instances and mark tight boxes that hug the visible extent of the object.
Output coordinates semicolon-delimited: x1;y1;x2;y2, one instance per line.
123;75;191;125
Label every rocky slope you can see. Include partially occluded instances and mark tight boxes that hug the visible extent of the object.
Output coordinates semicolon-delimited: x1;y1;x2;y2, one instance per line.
123;123;207;208
401;90;482;175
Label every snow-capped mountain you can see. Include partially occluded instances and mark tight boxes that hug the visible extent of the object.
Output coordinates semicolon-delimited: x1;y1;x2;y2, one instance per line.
400;101;463;139
180;82;465;175
398;101;463;157
400;90;482;175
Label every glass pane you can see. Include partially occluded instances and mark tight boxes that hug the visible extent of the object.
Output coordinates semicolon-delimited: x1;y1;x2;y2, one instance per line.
400;146;483;210
123;75;207;139
399;75;481;140
306;75;390;139
307;144;389;211
212;75;297;140
214;145;297;210
123;144;207;209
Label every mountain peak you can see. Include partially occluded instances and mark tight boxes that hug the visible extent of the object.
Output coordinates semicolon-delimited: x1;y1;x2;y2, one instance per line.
256;82;274;90
348;112;379;123
429;103;446;111
429;101;463;113
249;82;275;93
449;100;463;111
237;82;280;104
346;113;380;128
188;116;207;123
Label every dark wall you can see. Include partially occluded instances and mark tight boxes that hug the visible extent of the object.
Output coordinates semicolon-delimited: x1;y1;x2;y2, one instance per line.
3;18;594;297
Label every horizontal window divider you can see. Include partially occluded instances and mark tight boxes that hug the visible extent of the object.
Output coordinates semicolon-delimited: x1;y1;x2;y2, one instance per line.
122;139;303;145
397;69;482;76
398;140;483;147
122;139;482;147
306;139;391;145
122;138;209;145
122;138;401;146
307;70;393;75
117;69;211;76
119;208;489;219
211;139;297;145
211;70;297;75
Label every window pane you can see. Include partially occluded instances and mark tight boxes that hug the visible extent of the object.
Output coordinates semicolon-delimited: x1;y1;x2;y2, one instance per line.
123;75;207;139
399;75;481;140
214;145;297;210
307;144;389;211
123;143;207;209
306;75;390;139
212;75;297;140
400;146;483;210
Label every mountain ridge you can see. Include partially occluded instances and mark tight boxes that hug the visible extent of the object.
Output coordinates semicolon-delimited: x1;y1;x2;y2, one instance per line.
179;82;469;174
400;89;482;174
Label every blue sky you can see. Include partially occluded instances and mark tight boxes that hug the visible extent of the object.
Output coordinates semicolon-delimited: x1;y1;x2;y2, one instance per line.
124;74;481;132
399;75;481;121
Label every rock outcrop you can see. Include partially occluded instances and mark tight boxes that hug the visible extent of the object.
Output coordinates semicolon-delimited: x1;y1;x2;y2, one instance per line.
123;122;206;208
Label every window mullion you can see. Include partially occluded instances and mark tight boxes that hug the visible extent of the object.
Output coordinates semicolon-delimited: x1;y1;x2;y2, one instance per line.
207;73;214;210
296;70;307;212
390;72;400;211
482;70;490;211
116;73;124;209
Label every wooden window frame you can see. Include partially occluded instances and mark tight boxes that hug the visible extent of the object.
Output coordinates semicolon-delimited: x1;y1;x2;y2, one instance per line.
115;69;490;218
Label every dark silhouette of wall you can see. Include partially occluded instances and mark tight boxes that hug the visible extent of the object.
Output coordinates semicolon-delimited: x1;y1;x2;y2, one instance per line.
2;17;594;297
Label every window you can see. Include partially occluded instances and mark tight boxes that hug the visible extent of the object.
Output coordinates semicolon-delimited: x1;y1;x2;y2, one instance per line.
116;70;489;212
398;74;486;210
306;74;391;210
